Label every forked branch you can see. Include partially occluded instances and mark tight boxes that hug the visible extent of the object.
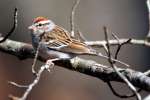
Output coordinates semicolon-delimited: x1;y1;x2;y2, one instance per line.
0;8;18;43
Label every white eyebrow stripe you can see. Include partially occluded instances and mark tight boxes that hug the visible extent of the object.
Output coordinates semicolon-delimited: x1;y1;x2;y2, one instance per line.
34;20;50;26
34;20;53;26
39;20;51;24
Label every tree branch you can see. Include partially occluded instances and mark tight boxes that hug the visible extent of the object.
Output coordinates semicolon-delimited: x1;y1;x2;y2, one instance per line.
1;38;150;92
85;38;150;47
103;26;141;100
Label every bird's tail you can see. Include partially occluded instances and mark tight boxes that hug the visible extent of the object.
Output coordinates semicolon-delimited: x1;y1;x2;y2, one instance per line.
82;52;129;67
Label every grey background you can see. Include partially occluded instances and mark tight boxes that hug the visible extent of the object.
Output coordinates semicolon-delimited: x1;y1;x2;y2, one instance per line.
0;0;149;100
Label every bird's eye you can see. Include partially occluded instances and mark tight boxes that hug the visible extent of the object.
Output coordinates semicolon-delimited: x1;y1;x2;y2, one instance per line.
36;23;43;27
38;23;42;26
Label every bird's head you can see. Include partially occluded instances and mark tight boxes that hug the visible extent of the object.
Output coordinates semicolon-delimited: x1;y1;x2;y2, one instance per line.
28;16;55;36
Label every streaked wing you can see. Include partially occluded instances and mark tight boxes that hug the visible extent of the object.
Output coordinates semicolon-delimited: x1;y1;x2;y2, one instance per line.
42;25;91;54
44;40;68;49
50;25;71;40
59;39;92;54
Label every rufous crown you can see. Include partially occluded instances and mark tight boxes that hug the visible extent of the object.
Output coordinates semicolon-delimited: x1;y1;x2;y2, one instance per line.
33;16;48;24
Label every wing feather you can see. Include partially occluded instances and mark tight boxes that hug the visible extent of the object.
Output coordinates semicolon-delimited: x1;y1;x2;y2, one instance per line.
41;25;91;54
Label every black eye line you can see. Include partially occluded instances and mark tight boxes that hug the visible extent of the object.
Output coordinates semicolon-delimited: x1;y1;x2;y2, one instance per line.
35;23;43;27
43;23;49;25
36;23;49;27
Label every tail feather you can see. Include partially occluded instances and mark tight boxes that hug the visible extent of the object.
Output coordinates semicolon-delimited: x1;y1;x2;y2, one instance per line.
82;51;129;67
96;52;129;67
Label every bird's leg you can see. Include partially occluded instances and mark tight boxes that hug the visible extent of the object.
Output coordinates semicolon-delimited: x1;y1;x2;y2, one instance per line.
45;58;60;72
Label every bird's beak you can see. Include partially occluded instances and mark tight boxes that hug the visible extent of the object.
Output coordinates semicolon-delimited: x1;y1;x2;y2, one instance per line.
28;25;34;30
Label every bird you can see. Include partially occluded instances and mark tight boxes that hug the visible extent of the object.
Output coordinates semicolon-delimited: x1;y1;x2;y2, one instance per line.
28;16;129;73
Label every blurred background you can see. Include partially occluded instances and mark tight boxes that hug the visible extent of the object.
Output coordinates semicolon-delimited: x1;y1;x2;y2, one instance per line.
0;0;149;100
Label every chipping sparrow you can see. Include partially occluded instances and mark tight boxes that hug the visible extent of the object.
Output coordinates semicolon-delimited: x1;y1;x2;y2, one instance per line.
28;17;128;73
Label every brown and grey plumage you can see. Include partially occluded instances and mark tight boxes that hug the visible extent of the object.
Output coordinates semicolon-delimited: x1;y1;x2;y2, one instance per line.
29;16;129;66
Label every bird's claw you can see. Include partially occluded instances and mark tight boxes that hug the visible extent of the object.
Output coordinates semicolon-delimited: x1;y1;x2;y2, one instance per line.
45;60;55;72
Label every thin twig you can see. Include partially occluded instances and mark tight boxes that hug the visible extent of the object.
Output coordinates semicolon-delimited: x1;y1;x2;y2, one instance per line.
9;58;58;100
147;0;150;38
102;32;132;99
9;65;46;100
111;32;121;60
8;81;28;88
147;0;150;13
70;0;80;37
111;32;131;61
107;32;139;98
102;33;131;98
114;39;131;60
102;44;108;53
76;30;87;42
107;81;142;98
31;42;41;75
103;26;141;100
0;8;18;43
